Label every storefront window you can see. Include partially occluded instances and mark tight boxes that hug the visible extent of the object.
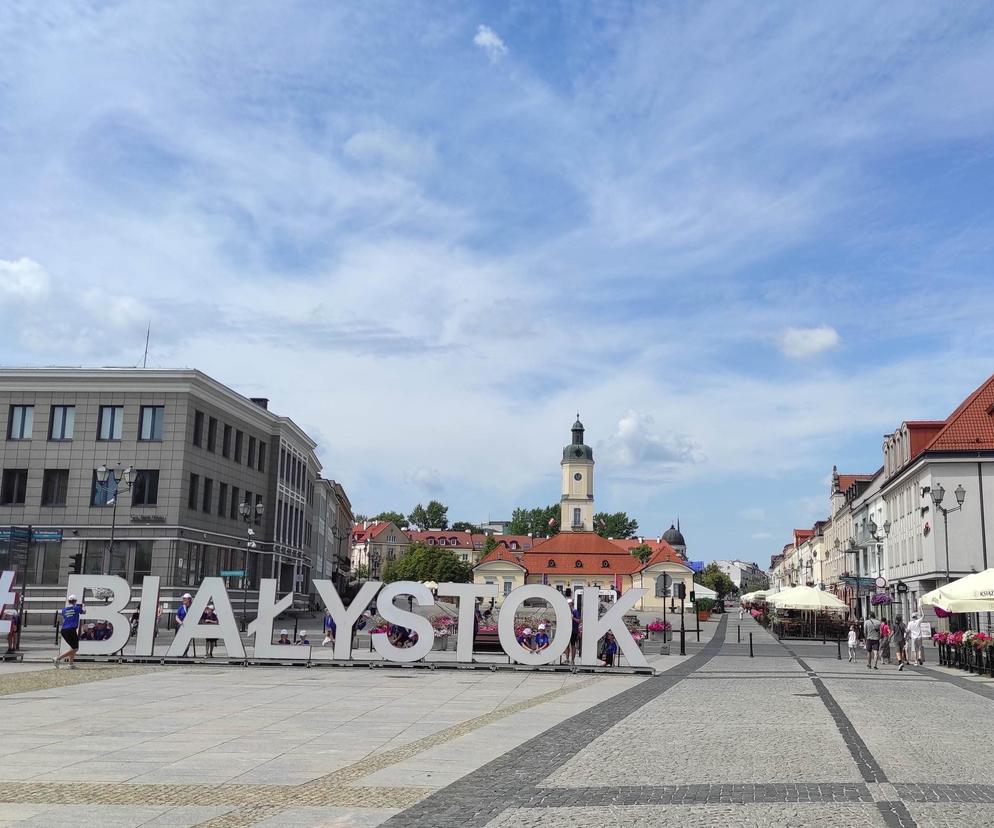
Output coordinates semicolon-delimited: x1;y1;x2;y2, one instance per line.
110;545;128;579
133;541;153;584
85;541;105;574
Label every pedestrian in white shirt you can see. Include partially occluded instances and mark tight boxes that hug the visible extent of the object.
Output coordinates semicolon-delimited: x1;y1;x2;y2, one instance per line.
847;623;858;662
908;613;925;666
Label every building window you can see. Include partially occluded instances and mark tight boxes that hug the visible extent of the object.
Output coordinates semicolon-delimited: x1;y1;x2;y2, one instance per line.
438;538;446;546
192;410;204;447
132;470;160;506
573;507;581;528
188;473;200;510
247;436;256;468
575;560;583;568
98;405;124;441
230;485;239;520
1;469;28;505
548;559;556;567
601;560;610;568
222;424;232;457
202;478;213;513
133;541;153;585
90;471;115;507
510;541;519;550
49;405;75;441
7;405;33;440
503;579;513;596
139;406;165;441
218;482;228;517
207;417;218;452
41;469;69;506
234;430;243;463
258;442;266;472
255;493;263;525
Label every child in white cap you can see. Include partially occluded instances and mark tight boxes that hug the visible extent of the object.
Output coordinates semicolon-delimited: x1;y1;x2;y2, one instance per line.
534;623;551;653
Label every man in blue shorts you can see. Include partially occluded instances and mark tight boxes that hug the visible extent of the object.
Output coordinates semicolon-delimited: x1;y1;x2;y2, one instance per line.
54;594;85;669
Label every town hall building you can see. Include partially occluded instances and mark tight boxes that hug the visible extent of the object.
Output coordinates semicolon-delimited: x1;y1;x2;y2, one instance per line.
473;417;693;611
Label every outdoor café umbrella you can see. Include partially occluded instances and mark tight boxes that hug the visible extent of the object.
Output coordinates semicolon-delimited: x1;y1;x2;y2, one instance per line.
920;568;994;613
767;586;847;611
741;590;770;604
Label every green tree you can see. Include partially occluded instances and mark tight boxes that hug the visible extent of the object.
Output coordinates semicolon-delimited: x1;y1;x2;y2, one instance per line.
630;543;653;565
373;510;407;525
354;563;369;580
695;562;736;599
354;514;368;523
381;542;472;583
594;512;639;539
451;521;483;533
408;500;449;530
507;504;560;537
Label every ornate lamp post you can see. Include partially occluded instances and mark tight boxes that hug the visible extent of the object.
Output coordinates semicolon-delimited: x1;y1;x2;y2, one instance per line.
90;463;136;575
238;500;264;632
931;483;966;584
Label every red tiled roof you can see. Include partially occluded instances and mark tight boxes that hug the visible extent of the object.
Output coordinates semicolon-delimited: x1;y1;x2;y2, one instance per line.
352;521;390;542
608;538;685;563
523;532;687;575
476;547;526;567
793;529;814;545
924;372;994;453
837;474;874;493
405;530;477;549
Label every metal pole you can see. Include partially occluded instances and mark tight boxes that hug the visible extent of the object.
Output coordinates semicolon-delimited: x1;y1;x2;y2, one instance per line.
944;509;951;583
695;600;700;642
242;548;249;633
107;490;119;574
837;638;842;659
679;597;685;656
737;625;740;643
749;632;753;658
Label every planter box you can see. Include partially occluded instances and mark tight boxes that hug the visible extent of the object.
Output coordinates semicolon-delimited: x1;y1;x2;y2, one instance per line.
648;630;671;642
697;611;711;622
431;634;449;651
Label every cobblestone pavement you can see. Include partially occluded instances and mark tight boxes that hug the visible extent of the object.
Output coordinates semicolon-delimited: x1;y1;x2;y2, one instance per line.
3;616;994;826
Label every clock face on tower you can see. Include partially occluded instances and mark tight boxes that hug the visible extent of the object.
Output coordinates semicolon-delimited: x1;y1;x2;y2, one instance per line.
573;472;582;481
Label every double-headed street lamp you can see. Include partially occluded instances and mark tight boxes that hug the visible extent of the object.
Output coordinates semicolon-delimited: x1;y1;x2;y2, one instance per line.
237;500;264;631
931;483;966;584
89;463;137;575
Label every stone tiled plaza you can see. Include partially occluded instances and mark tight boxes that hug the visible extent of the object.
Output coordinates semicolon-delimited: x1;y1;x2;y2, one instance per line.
2;616;993;827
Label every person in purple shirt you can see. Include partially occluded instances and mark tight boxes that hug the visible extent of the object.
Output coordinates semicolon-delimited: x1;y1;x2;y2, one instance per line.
533;624;551;653
54;594;85;669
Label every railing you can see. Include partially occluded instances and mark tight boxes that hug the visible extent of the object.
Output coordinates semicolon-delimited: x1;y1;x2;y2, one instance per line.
937;643;994;678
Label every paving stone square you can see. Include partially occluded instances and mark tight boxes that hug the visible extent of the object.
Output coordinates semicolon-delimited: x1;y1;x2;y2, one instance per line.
2;616;992;827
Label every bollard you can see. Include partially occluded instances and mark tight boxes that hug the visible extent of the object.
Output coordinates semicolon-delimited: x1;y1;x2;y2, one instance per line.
822;626;826;644
695;606;700;643
837;638;842;660
737;625;741;643
680;598;686;656
749;632;754;658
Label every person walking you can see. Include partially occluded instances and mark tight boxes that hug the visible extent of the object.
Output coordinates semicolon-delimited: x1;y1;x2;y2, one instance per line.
4;602;19;653
879;619;891;664
54;594;85;669
863;612;881;669
908;612;925;666
175;593;193;657
322;610;336;647
891;614;908;671
738;605;744;621
847;623;858;662
201;603;220;657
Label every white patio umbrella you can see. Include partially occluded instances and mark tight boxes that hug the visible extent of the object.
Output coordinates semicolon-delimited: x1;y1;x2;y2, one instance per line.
767;585;847;611
920;568;994;613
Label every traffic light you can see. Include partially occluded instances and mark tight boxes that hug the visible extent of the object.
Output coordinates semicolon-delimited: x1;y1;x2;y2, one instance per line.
69;553;82;575
674;582;686;600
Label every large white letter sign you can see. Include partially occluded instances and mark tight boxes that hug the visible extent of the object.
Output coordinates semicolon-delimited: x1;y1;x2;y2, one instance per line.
436;582;498;663
134;576;160;657
67;575;133;656
249;579;309;659
372;581;434;663
0;571;16;637
497;585;572;666
166;578;244;658
580;587;648;668
312;579;381;661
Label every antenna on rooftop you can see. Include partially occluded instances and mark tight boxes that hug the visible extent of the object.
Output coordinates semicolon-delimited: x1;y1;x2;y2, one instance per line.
142;323;151;368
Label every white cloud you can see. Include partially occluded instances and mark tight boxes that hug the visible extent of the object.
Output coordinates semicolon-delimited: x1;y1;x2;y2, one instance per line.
473;24;507;64
780;325;840;359
597;411;703;474
404;467;443;494
0;258;50;303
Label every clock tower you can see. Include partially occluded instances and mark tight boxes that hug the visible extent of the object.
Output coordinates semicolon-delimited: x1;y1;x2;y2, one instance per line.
561;414;594;532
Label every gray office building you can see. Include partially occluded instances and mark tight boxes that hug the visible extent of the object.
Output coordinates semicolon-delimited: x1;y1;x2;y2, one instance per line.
0;368;341;614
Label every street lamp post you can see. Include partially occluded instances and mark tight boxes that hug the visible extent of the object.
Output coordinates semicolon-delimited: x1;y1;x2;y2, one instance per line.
92;463;136;576
330;523;349;591
836;537;865;619
238;500;265;632
931;483;966;584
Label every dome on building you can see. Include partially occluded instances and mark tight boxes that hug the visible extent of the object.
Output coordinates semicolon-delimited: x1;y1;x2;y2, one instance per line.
662;522;686;548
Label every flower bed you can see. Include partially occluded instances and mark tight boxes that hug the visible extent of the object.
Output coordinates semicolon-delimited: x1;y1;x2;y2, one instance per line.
933;629;994;676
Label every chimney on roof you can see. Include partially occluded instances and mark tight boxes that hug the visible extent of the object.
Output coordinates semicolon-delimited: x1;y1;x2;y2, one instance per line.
250;397;269;410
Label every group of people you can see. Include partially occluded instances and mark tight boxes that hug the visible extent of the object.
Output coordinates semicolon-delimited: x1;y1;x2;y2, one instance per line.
79;620;114;641
276;629;311;645
847;611;927;670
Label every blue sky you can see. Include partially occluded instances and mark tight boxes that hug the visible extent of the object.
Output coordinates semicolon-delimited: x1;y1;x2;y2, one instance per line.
3;2;994;566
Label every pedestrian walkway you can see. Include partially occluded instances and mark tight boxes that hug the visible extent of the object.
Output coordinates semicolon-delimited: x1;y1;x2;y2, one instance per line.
1;614;991;826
